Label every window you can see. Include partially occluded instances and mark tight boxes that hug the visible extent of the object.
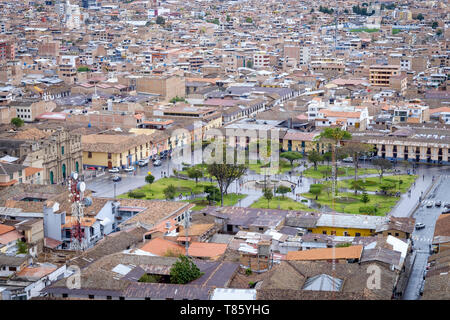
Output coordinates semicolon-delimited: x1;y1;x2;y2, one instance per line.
119;297;125;300
355;233;361;237
108;153;112;159
88;295;94;299
322;231;327;235
395;233;399;237
106;296;112;300
88;152;92;158
62;293;68;298
61;146;64;155
9;173;13;180
259;227;264;231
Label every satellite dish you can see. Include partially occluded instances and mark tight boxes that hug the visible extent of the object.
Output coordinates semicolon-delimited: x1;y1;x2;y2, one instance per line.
83;197;93;207
77;182;86;192
71;172;78;180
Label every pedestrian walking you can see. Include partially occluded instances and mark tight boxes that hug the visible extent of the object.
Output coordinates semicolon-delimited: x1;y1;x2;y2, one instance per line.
423;174;425;181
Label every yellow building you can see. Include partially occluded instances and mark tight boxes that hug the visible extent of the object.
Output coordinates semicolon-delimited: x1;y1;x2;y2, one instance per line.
282;130;327;155
308;213;388;237
81;132;168;169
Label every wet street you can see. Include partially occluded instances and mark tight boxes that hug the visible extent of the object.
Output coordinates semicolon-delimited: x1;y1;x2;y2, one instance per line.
86;156;181;198
402;171;450;300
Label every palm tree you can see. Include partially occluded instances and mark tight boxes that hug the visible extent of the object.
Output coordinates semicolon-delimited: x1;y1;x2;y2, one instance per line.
316;128;352;195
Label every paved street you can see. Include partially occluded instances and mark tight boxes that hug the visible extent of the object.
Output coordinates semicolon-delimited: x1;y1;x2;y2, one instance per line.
86;157;180;198
402;172;450;300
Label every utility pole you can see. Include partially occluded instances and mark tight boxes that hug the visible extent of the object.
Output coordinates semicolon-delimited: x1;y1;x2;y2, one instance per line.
184;210;190;257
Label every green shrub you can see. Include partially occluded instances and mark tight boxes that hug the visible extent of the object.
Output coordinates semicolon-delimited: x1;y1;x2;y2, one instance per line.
128;190;145;198
359;206;377;215
245;268;252;276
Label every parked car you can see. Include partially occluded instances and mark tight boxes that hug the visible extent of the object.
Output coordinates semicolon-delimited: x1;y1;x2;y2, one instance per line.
342;157;353;163
152;156;160;162
123;166;134;172
86;167;96;170
442;208;450;215
415;223;425;230
138;159;149;167
108;167;120;173
444;203;450;209
419;282;424;296
435;200;441;207
112;175;121;182
358;155;372;161
426;201;434;208
153;160;162;167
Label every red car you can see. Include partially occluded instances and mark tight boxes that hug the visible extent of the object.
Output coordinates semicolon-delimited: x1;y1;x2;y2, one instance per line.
87;167;96;170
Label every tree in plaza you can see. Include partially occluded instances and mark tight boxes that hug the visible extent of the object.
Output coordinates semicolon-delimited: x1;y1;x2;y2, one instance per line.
361;191;370;203
170;255;203;284
309;184;323;200
204;185;220;204
207;163;247;207
316;128;352;183
431;21;438;29
379;181;396;195
349;179;365;195
275;185;290;199
280;151;303;169
263;187;273;208
415;13;424;21
163;184;177;200
322;151;332;167
372;158;392;182
341;142;373;181
11;117;24;128
145;174;155;184
307;150;322;171
187;167;203;184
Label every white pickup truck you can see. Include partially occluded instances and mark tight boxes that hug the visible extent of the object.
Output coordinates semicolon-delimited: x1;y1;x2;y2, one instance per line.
138;159;149;167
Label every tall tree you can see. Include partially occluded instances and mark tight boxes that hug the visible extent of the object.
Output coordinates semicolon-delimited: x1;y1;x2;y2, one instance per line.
372;158;392;182
263;187;273;208
349;180;365;195
280;151;303;168
207;163;247;206
341;142;373;181
316;128;352;193
309;184;322;200
307;150;322;171
187;167;203;184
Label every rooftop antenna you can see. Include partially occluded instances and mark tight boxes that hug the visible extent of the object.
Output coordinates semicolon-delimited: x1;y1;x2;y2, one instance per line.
334;1;338;56
68;172;87;251
184;210;190;257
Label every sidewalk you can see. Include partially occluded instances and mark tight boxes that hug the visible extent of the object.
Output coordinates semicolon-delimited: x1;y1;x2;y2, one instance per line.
389;168;438;218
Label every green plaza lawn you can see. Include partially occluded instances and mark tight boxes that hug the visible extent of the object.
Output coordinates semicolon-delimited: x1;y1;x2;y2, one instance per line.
301;191;398;216
176;163;212;179
187;193;247;211
301;165;379;179
339;175;417;193
118;177;215;200
250;196;314;211
248;159;293;175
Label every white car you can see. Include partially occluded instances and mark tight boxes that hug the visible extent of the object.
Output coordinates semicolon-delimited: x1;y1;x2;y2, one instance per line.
425;201;433;208
123;166;135;172
342;157;353;163
108;167;120;173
